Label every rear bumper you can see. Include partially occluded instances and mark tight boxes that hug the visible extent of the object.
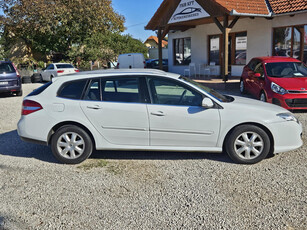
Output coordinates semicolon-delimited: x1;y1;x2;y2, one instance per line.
0;84;22;93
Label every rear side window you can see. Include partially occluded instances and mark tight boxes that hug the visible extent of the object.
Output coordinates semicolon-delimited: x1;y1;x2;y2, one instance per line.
0;63;15;74
56;64;74;69
102;78;141;103
58;80;87;99
28;82;52;96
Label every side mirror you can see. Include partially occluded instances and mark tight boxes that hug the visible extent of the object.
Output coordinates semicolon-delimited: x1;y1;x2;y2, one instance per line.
254;73;261;77
42;68;46;71
202;98;214;108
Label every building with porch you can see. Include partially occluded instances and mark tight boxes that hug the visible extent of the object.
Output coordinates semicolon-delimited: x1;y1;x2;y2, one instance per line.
145;0;307;80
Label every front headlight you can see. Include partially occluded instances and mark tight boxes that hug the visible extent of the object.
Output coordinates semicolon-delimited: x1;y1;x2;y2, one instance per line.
277;113;298;123
271;82;288;95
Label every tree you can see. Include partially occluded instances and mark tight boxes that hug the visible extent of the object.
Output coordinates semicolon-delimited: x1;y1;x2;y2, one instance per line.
0;0;125;58
68;32;148;64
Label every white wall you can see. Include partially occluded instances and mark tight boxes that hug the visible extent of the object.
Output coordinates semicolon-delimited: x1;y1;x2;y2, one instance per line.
148;48;168;59
168;13;307;77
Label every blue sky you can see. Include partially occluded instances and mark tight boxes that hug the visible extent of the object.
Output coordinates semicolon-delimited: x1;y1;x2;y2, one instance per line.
112;0;163;42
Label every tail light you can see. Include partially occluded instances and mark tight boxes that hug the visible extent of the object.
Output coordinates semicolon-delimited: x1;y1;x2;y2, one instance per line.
12;63;21;77
22;100;43;115
75;69;79;72
143;61;146;68
57;70;64;73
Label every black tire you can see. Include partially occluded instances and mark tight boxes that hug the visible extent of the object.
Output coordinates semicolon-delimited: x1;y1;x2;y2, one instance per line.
51;125;93;164
15;90;23;96
260;91;267;102
239;79;246;94
225;125;271;164
31;73;41;83
22;76;31;84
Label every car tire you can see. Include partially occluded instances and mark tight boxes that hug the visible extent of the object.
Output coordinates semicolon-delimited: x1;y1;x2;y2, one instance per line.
51;125;93;164
260;92;267;102
15;90;23;96
22;76;31;84
225;125;271;164
239;79;247;94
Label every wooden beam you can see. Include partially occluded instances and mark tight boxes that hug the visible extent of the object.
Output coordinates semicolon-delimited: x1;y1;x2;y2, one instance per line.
212;17;223;32
229;16;240;29
161;25;170;39
158;27;163;70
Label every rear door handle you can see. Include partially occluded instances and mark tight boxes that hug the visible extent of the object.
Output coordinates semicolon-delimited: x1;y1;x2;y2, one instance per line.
87;105;102;110
150;111;165;116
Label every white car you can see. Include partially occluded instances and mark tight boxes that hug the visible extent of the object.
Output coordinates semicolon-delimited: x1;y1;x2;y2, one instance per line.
17;69;303;164
41;63;79;82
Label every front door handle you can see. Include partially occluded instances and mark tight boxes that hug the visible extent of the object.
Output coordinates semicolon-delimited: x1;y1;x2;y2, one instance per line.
150;111;165;116
87;105;102;110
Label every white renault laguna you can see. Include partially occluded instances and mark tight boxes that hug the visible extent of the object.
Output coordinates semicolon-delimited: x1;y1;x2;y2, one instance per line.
17;69;303;164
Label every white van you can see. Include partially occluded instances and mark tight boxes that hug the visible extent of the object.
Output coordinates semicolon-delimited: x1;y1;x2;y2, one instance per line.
117;53;145;69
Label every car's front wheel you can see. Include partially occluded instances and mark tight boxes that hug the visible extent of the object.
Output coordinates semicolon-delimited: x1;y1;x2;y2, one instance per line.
51;125;93;164
239;79;246;94
225;125;271;164
260;92;267;102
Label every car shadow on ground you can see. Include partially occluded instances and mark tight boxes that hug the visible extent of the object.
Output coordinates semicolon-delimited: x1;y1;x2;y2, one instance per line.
0;130;234;164
0;130;57;163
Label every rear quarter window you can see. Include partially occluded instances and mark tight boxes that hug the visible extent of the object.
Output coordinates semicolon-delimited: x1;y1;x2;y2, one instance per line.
28;82;52;96
58;80;87;99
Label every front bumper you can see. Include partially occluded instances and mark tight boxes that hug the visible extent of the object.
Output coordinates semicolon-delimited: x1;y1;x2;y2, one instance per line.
268;120;303;154
268;92;307;110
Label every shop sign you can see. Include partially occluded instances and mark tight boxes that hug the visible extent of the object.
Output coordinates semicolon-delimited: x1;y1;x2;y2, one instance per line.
236;36;247;50
168;0;209;24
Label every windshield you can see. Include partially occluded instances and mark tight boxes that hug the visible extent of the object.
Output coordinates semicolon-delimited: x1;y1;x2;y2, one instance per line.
179;76;231;102
265;62;307;78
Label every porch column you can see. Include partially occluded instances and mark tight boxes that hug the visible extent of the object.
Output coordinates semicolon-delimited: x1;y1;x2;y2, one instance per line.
221;15;229;81
157;27;163;70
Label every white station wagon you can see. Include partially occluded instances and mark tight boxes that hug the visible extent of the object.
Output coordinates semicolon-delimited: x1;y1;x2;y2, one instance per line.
17;69;303;164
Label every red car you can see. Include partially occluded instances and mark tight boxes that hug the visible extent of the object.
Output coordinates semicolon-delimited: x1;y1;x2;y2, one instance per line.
240;56;307;110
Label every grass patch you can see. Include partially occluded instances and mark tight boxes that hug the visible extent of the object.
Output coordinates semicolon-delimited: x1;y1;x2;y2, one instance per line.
77;159;108;170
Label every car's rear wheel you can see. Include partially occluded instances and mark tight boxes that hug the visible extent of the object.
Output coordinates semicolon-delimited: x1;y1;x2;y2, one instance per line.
239;79;246;94
225;125;270;164
260;92;267;102
51;125;93;164
15;90;23;96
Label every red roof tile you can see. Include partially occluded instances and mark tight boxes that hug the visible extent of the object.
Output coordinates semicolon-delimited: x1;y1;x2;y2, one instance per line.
214;0;270;15
268;0;307;14
144;36;168;48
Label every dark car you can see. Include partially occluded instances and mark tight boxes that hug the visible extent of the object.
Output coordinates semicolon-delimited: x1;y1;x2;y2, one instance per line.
0;61;22;96
146;59;168;71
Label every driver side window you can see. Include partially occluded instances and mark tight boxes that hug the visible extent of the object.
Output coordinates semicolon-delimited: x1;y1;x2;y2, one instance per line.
254;63;264;76
148;78;203;106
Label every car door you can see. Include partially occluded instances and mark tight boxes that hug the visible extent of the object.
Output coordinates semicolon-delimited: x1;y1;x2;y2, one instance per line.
252;62;265;97
42;64;56;81
146;77;220;147
80;77;149;146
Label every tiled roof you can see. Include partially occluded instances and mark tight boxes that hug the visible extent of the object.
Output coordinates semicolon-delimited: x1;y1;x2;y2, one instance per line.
215;0;270;15
268;0;307;14
144;36;168;47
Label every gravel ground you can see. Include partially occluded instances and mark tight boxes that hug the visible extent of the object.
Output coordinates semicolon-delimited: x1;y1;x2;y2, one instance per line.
0;83;306;230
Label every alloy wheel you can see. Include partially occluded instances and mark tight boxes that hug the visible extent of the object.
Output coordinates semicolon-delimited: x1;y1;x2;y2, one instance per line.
56;132;85;159
233;132;264;160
